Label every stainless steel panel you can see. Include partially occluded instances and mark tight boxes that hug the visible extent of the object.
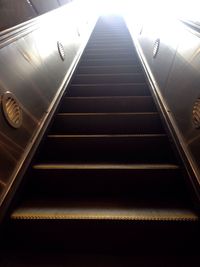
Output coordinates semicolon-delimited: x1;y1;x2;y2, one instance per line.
137;20;180;94
165;26;200;172
151;20;180;94
0;0;36;31
59;0;73;5
31;0;59;14
0;3;98;208
137;23;156;69
133;16;200;183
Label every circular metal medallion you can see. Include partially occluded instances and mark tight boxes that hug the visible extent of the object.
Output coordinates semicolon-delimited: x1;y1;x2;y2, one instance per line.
153;38;160;58
57;41;65;61
192;98;200;129
2;91;22;129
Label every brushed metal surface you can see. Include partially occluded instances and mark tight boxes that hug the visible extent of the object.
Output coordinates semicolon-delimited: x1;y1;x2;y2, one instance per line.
165;26;200;173
0;0;36;31
0;3;97;209
59;0;73;5
137;23;156;69
130;16;200;187
30;0;59;15
137;20;180;95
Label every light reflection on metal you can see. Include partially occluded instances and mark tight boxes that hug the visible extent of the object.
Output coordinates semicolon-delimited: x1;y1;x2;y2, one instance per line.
0;2;98;214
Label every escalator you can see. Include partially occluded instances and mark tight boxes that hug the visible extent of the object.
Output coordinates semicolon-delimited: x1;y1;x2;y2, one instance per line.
1;16;200;266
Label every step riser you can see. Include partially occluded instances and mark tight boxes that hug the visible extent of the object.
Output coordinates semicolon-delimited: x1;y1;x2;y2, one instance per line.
51;114;163;134
84;49;136;54
85;44;133;49
79;59;138;66
76;65;142;74
8;221;199;254
72;74;145;84
81;54;137;60
68;84;150;96
89;36;132;41
87;41;133;46
26;168;183;198
91;35;130;39
60;97;156;113
39;135;174;162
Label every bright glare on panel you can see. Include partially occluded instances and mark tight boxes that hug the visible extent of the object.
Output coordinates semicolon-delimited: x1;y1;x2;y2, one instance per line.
81;0;200;23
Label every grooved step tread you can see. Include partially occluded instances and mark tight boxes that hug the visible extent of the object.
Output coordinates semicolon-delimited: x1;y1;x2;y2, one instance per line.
11;199;198;221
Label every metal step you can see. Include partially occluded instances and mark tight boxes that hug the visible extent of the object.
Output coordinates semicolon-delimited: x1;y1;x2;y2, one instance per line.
10;196;198;254
72;73;145;84
39;134;175;163
76;65;142;74
27;163;184;199
91;33;130;38
91;34;131;40
85;42;135;49
68;83;150;96
83;48;136;55
51;113;163;134
87;39;133;46
11;198;198;221
79;58;138;66
81;53;137;60
60;96;155;113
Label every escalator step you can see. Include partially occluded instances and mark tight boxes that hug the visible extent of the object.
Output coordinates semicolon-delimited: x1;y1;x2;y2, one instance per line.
11;197;198;221
72;73;145;84
39;134;174;163
27;163;186;199
79;58;138;66
68;83;150;96
81;53;137;60
89;36;132;42
87;40;133;46
50;113;163;134
60;96;155;113
86;44;132;49
76;65;141;74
